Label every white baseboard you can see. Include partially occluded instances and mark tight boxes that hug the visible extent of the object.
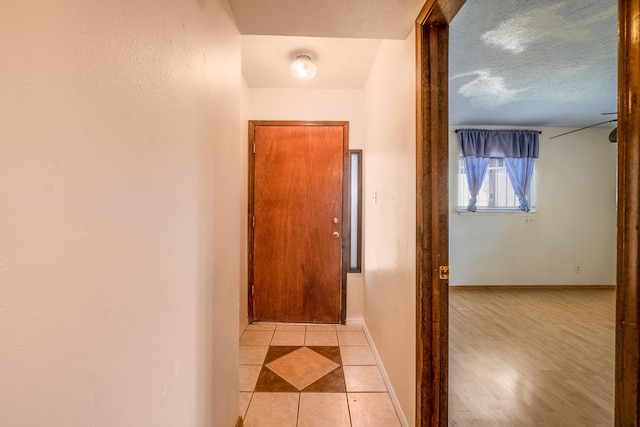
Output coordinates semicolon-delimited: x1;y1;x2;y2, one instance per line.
345;317;364;325
239;318;249;335
360;322;410;427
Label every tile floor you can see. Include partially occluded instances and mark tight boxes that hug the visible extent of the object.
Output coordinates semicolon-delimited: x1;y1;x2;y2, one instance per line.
239;323;402;427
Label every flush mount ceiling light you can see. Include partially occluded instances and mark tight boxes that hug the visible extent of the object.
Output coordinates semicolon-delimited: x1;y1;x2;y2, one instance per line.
290;54;317;81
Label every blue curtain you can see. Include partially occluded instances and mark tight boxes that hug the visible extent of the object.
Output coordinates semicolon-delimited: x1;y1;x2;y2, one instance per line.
504;157;536;211
463;156;489;212
457;129;539;212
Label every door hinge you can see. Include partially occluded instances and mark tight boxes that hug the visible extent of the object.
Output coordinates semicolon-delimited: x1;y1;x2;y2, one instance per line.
252;216;255;227
253;143;256;154
439;266;449;280
251;285;254;295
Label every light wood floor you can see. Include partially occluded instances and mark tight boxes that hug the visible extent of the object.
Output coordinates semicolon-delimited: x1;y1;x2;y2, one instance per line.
449;287;615;426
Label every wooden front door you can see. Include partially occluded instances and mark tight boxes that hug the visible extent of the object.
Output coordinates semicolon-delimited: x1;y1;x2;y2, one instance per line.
249;121;349;324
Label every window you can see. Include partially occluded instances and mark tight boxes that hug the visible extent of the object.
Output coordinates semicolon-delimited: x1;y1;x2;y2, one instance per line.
458;157;535;210
456;129;539;212
348;150;362;272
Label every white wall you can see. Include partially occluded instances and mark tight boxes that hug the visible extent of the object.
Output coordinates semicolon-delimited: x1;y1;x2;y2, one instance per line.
449;127;617;286
0;1;242;425
362;32;416;426
245;88;367;321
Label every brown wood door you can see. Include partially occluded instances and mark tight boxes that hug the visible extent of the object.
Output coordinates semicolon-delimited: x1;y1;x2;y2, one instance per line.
249;121;348;323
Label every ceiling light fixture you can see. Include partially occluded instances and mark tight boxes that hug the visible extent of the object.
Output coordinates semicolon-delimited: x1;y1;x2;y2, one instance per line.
290;54;317;81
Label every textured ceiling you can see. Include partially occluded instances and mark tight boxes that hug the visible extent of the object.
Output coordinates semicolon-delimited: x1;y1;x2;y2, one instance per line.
232;0;618;128
449;0;618;128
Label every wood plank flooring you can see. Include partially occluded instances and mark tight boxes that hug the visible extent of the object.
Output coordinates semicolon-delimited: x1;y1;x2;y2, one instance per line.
449;287;615;426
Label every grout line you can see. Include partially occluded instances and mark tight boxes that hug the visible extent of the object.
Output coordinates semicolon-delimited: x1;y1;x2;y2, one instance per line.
360;322;409;427
242;391;254;421
345;391;353;427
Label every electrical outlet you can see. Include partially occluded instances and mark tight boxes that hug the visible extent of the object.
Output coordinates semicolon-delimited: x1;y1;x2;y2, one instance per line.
575;265;581;273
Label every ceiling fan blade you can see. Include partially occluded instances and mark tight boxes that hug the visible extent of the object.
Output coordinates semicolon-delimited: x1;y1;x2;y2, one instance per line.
601;112;618;115
549;119;618;139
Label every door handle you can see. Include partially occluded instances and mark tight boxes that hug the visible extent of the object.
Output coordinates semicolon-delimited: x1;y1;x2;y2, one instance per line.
332;231;340;239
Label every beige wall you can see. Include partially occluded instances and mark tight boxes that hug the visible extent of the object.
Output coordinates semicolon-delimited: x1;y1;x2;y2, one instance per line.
362;33;417;426
245;88;367;321
0;0;242;425
450;126;617;285
239;78;251;332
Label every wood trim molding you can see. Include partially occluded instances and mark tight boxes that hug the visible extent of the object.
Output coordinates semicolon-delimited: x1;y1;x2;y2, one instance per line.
615;1;640;425
415;1;465;425
248;121;256;323
340;123;351;323
449;285;616;290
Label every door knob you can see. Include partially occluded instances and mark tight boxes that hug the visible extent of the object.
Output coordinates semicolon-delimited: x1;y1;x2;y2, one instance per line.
332;231;340;239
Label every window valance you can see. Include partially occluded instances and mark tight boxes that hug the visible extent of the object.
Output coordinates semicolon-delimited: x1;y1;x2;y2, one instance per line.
456;129;540;159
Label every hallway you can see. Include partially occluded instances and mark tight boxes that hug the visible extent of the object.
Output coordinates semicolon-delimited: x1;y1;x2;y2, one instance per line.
239;323;401;426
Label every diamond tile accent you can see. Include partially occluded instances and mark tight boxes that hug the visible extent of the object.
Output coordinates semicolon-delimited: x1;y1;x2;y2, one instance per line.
266;347;339;390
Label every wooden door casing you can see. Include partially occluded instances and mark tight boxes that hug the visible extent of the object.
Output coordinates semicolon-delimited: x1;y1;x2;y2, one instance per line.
615;1;640;424
248;121;349;324
415;1;465;425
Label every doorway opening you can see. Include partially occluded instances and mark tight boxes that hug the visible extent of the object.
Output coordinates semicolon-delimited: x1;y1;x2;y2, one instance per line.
415;1;640;425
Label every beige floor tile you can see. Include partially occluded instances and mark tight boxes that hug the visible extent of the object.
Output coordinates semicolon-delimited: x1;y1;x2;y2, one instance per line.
336;324;364;331
276;324;306;331
239;392;252;419
340;345;376;365
305;330;338;346
343;365;388;392
246;323;277;331
240;345;269;365
337;330;368;346
239;365;262;391
244;393;299;427
271;330;305;346
298;393;351;427
267;347;339;390
347;393;401;426
306;324;336;331
240;330;274;346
